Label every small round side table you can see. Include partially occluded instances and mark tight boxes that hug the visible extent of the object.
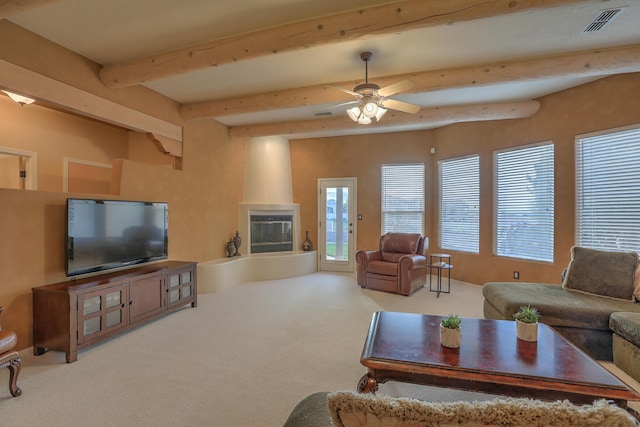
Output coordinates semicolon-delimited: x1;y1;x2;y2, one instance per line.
428;253;452;298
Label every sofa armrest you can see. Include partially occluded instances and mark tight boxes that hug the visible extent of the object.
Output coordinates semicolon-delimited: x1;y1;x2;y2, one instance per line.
355;250;382;287
283;392;331;427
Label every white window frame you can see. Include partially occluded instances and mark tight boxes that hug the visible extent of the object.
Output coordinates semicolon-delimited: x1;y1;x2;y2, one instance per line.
576;124;640;252
494;142;554;262
439;155;479;253
381;163;425;235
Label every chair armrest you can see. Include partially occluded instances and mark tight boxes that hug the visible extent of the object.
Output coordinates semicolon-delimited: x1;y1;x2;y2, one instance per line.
399;254;427;271
355;250;382;287
355;250;382;264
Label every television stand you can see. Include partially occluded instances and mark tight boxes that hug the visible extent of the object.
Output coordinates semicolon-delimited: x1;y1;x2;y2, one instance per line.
32;261;197;363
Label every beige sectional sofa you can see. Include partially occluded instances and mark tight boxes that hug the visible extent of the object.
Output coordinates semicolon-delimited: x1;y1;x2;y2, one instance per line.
483;246;640;379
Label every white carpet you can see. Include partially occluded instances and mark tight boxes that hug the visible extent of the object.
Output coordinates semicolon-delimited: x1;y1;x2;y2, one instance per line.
0;272;637;426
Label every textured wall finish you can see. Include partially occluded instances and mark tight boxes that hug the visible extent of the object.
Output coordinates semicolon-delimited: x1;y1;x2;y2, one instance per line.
243;136;293;204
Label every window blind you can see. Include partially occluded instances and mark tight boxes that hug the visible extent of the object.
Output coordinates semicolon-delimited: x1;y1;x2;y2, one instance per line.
381;163;425;234
576;126;640;252
439;156;479;253
495;143;554;262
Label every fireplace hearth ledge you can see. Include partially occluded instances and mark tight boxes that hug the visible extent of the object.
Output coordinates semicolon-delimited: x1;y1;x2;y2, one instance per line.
197;251;317;293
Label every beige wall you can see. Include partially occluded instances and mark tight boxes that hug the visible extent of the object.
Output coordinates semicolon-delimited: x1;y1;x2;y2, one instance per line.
290;131;436;253
0;123;243;351
0;95;130;192
290;73;640;286
0;23;243;351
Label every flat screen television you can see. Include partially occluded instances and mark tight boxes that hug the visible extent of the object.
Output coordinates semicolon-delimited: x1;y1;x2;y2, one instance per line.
66;198;168;277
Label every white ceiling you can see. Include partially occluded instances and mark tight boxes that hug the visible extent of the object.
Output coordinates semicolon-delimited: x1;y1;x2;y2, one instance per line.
6;0;640;138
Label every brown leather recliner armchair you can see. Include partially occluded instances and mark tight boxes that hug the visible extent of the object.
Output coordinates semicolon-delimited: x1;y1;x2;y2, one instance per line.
355;233;429;296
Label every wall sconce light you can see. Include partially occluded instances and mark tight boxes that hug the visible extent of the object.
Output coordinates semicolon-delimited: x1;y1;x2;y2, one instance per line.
2;90;35;106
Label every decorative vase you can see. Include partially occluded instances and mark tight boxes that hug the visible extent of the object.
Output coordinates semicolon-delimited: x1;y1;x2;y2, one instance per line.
440;325;461;348
516;320;538;342
302;230;313;251
226;238;235;257
233;231;242;256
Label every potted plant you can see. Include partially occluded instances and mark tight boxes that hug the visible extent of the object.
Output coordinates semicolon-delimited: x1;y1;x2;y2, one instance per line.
513;305;540;342
440;314;462;348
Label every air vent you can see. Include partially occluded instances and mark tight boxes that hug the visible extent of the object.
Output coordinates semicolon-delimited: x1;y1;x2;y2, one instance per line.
582;7;626;33
315;111;333;117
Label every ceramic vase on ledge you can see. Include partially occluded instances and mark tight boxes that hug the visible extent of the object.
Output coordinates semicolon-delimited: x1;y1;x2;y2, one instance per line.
440;326;461;348
516;320;538;342
302;230;313;251
226;239;235;258
233;231;242;256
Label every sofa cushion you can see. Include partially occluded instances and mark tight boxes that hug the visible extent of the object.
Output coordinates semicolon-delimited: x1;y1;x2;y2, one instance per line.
367;260;398;276
610;312;640;346
326;391;638;427
380;233;420;263
562;246;638;301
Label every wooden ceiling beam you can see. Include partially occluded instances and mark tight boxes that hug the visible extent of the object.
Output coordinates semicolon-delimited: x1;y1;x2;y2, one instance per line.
228;101;540;139
0;59;183;142
0;0;58;18
182;44;640;120
100;0;591;89
146;133;183;157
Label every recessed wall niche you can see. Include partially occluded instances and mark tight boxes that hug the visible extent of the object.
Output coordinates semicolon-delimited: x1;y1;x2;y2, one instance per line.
0;95;176;194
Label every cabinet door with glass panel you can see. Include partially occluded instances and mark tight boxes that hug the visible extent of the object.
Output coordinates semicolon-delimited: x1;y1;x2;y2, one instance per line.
77;284;128;345
167;265;197;309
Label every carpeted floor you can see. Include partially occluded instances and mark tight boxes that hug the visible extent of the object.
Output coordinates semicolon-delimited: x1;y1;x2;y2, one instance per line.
0;272;638;426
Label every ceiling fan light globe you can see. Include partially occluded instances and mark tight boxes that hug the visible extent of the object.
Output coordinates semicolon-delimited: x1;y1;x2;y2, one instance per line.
358;115;372;125
347;107;360;122
375;107;387;121
362;101;378;118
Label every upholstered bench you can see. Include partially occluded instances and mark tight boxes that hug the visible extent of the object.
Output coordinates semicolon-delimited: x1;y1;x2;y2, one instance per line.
610;312;640;383
0;307;22;397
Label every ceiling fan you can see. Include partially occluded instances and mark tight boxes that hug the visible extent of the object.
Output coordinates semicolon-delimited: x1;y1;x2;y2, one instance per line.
328;51;420;124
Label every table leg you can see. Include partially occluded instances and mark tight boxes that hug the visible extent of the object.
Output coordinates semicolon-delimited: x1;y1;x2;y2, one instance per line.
357;373;379;394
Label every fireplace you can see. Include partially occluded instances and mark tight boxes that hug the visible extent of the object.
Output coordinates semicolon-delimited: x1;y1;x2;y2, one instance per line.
238;203;301;255
238;137;302;255
250;213;293;253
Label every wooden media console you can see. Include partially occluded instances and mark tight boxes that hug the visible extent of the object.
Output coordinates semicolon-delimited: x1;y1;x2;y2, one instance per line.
32;261;197;363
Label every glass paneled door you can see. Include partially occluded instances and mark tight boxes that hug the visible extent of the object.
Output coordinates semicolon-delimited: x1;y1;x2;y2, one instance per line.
318;178;357;272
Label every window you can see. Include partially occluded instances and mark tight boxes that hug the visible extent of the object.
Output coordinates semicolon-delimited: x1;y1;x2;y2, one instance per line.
439;156;479;253
576;125;640;252
494;143;554;262
381;163;425;234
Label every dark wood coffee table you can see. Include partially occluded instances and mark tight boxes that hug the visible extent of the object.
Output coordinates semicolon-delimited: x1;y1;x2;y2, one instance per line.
358;311;640;408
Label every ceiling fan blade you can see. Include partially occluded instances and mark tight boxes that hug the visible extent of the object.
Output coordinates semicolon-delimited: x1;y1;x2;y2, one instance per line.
377;79;415;97
379;98;421;114
327;85;361;98
321;100;360;111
